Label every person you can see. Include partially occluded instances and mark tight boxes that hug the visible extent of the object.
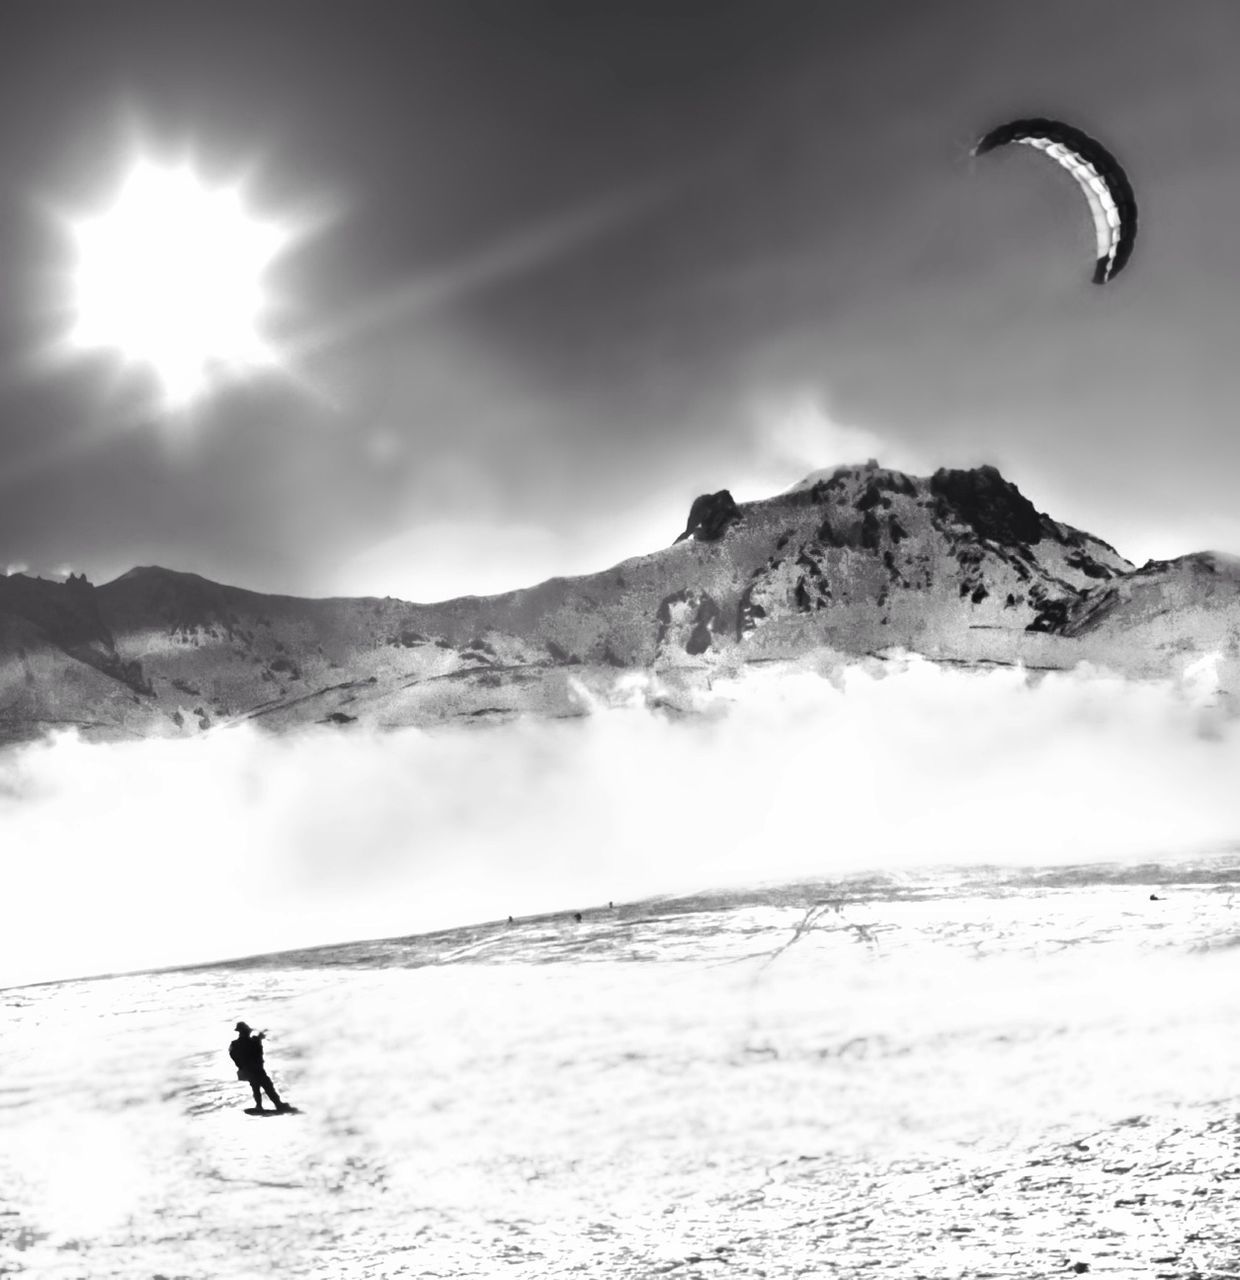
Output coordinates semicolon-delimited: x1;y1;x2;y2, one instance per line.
229;1021;288;1112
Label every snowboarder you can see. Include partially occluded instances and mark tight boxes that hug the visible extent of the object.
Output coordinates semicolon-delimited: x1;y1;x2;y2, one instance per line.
229;1021;288;1112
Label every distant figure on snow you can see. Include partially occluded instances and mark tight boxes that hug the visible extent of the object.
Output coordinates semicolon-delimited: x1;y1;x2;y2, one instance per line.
230;1021;288;1112
1149;893;1163;901
574;911;583;923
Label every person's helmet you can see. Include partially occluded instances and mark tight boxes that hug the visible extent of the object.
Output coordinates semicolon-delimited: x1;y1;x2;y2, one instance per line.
235;1021;251;1034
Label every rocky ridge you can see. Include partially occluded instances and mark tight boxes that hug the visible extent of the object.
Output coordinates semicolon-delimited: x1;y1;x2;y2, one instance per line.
1;462;1236;742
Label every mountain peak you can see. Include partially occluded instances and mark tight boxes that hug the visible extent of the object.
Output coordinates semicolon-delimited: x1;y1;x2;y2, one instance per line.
786;458;883;493
109;565;210;587
1;462;1235;744
927;464;1044;546
786;462;1046;547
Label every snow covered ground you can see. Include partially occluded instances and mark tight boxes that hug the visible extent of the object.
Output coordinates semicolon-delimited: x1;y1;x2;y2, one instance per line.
3;869;1240;1278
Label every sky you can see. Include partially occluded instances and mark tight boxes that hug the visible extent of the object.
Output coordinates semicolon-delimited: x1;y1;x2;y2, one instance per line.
2;1;1240;600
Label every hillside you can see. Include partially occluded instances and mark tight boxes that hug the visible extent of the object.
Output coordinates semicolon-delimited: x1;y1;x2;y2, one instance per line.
2;462;1236;743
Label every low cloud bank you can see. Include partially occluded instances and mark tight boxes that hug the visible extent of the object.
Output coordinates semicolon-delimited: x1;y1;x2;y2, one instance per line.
2;656;1237;988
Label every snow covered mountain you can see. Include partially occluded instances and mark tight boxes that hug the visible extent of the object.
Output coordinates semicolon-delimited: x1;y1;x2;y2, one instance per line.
2;462;1236;742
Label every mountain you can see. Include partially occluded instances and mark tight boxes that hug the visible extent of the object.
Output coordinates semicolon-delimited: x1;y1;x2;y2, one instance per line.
2;462;1236;743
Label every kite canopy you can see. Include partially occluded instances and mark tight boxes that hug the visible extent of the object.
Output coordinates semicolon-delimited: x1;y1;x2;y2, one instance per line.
973;118;1137;284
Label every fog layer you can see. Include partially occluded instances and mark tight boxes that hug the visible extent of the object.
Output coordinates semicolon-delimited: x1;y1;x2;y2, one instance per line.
2;657;1236;987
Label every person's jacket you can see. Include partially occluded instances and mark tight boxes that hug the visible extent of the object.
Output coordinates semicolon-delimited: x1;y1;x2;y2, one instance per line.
229;1034;265;1080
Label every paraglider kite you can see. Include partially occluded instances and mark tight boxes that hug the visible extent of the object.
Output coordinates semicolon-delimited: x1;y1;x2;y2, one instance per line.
973;118;1137;284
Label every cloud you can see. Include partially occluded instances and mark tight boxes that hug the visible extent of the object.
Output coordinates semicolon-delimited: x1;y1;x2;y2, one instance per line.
2;563;77;582
734;388;927;501
3;656;1238;989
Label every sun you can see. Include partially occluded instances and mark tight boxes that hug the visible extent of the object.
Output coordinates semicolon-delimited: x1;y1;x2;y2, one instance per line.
64;160;293;408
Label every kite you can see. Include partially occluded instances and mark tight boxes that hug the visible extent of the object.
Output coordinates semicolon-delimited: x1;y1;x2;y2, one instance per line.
973;118;1137;284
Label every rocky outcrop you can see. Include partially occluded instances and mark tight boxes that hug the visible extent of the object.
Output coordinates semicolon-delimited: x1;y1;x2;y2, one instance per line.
655;590;724;657
675;490;742;543
0;572;153;697
929;465;1044;546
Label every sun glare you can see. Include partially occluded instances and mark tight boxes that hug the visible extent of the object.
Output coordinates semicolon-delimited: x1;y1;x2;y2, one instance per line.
66;160;292;408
